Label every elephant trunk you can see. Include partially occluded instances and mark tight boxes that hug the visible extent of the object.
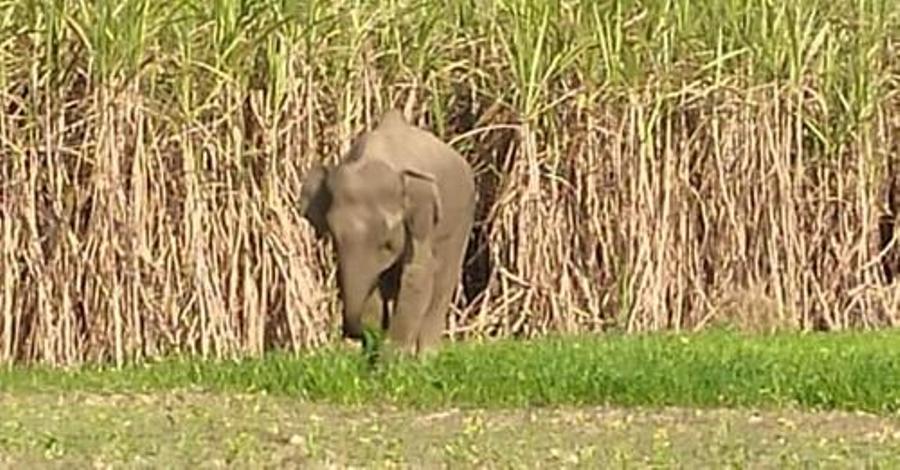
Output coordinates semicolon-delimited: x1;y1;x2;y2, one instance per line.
337;261;382;340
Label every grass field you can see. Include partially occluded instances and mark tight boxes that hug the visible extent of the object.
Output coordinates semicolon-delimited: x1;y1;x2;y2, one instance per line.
1;0;899;464
3;392;900;467
5;330;900;412
3;331;900;466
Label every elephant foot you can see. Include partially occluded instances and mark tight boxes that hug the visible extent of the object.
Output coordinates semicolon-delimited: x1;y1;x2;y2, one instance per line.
414;343;441;362
375;337;418;364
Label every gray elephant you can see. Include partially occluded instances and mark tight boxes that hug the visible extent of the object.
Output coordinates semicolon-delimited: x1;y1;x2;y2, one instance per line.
298;109;476;358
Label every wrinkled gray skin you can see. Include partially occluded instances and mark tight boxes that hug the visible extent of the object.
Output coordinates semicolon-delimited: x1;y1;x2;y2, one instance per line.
298;109;476;358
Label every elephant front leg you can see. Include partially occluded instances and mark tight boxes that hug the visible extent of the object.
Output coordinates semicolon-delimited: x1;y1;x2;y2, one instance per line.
387;250;434;356
416;218;473;356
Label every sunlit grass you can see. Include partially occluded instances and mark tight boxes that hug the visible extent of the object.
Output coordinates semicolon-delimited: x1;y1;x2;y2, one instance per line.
4;331;900;414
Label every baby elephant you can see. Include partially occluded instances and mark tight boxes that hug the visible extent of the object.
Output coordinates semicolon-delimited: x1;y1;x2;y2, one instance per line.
298;109;476;358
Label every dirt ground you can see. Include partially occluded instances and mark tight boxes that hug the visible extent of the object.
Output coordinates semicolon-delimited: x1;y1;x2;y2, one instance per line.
1;391;899;468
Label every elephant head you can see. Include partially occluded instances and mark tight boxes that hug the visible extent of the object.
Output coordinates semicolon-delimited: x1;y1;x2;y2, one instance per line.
298;156;442;341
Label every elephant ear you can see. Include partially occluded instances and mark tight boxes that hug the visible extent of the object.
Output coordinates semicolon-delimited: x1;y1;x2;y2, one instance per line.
298;163;332;239
398;169;442;242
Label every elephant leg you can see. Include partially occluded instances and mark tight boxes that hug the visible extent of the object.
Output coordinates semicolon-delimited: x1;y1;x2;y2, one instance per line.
416;227;470;355
386;245;435;354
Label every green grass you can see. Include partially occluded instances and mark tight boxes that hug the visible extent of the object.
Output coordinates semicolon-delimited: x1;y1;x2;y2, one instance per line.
4;330;900;415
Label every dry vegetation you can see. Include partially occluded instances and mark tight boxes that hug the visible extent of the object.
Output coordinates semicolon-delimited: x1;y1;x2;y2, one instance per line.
1;0;899;365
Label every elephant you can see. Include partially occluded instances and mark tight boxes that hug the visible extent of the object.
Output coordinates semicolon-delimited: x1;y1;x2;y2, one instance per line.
298;109;476;358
